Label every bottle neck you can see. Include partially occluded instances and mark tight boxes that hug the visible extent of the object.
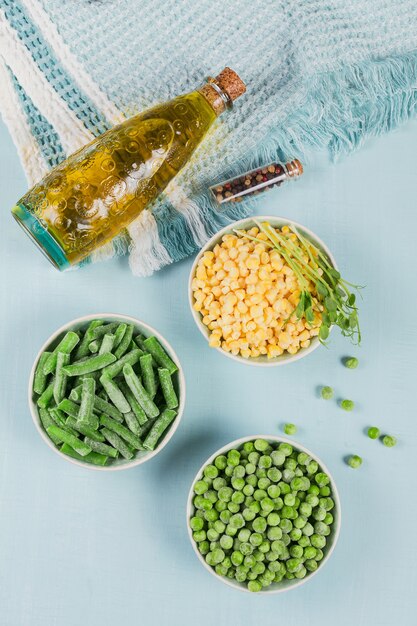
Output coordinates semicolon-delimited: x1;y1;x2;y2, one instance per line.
198;78;232;117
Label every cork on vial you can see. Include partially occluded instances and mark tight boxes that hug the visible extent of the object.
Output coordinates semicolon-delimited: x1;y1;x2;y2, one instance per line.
199;67;246;115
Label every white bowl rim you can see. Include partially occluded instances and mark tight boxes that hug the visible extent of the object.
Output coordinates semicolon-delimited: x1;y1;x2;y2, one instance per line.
186;434;342;594
28;313;186;471
188;215;337;367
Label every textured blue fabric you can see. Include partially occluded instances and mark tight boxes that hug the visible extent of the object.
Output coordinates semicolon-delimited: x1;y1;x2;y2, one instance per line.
1;0;417;274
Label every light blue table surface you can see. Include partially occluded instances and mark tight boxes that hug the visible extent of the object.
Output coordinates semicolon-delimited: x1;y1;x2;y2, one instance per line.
0;117;416;626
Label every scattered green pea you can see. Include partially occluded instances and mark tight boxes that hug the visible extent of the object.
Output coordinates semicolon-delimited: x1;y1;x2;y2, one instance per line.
283;423;297;436
321;386;334;400
367;426;380;439
347;454;362;469
344;356;358;369
382;435;397;448
340;399;355;411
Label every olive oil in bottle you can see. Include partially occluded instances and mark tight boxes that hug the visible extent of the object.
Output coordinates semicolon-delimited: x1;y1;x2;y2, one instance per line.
12;68;246;270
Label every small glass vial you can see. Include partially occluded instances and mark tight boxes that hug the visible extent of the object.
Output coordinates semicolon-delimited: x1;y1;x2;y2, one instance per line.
210;159;303;205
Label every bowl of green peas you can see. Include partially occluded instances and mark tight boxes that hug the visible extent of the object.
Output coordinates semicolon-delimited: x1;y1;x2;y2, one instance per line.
29;314;185;470
187;436;341;593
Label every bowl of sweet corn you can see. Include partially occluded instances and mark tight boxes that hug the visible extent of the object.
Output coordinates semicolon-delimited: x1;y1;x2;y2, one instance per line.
189;216;337;366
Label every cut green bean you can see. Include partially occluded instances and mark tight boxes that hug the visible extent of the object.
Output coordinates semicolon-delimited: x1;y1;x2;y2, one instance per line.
33;352;51;395
78;377;98;428
114;324;134;359
140;353;157;398
49;407;79;437
47;425;92;456
37;381;55;408
57;398;80;419
74;320;102;359
60;443;108;466
39;408;62;444
101;348;141;379
63;352;116;377
101;427;134;460
123;411;142;437
53;352;70;405
158;368;179;409
69;385;82;402
92;322;118;339
93;396;124;423
65;416;105;442
84;437;119;458
100;374;131;413
143;336;177;375
143;408;177;451
43;331;80;375
88;340;100;353
99;334;115;355
120;382;148;426
100;414;144;450
113;323;127;350
134;334;147;352
123;363;160;419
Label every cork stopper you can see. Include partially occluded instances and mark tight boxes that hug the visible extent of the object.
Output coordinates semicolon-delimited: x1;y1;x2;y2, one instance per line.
285;159;303;177
199;67;246;116
214;67;246;103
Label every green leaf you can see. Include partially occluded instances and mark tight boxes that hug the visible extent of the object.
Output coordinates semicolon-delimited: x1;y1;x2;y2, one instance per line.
305;307;314;323
329;311;337;323
324;297;337;312
316;282;328;297
348;293;356;306
319;325;329;340
295;292;305;318
329;269;340;280
349;313;358;328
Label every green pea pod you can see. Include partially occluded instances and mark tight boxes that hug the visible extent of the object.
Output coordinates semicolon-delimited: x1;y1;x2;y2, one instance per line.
33;352;51;395
158;368;179;409
123;363;160;419
143;336;178;375
43;331;80;375
143;408;177;451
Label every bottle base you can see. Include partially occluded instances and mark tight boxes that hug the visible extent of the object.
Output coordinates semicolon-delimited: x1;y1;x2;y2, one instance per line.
12;203;70;271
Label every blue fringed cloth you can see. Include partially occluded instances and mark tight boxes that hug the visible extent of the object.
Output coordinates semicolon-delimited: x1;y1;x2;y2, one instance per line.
1;0;417;274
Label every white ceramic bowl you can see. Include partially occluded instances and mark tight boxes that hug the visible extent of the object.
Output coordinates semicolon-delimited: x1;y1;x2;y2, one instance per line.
29;313;186;471
186;435;341;593
189;216;337;367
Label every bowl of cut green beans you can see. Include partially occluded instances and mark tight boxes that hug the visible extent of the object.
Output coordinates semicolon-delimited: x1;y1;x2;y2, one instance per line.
187;436;341;593
29;314;185;470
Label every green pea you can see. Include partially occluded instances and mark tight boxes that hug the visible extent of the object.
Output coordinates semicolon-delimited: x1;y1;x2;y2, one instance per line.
315;472;330;487
321;386;334;400
267;527;282;541
248;579;262;592
207;528;219;542
267;512;280;526
252;517;267;533
219;535;234;550
190;516;204;531
340;399;355;411
382;435;397;447
254;439;269;452
227;502;240;514
344;356;358;369
311;534;326;549
283;423;297;435
194;480;208;495
193;530;206;543
347;454;362;468
204;464;218;479
367;426;380;439
290;528;302;541
227;449;240;466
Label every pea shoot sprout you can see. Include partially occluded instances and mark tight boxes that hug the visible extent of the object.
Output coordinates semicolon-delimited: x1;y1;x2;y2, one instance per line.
235;220;363;345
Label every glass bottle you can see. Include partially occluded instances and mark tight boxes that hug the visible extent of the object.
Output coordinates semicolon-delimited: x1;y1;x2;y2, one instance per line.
12;68;246;270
